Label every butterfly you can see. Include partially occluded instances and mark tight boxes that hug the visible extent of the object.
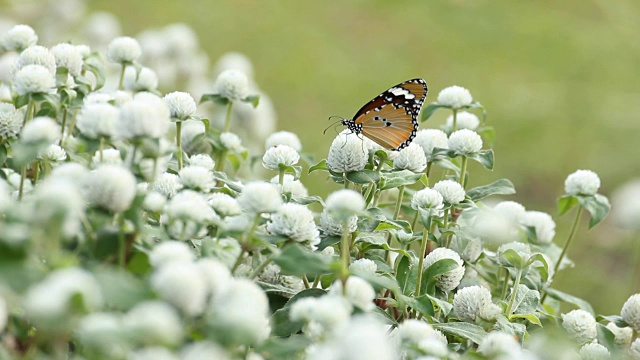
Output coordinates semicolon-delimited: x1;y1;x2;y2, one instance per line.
339;78;428;151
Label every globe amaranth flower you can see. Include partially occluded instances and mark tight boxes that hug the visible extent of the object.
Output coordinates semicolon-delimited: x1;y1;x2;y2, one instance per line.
123;66;158;92
85;165;137;213
37;144;67;162
142;191;166;212
477;331;523;358
631;339;640;358
188;154;215;170
149;241;195;267
262;144;300;170
453;285;501;322
290;295;352;338
266;203;320;249
117;97;170;139
270;174;308;197
77;103;119;139
181;342;229;360
151;261;208;316
494;200;526;222
603;322;631;347
448;129;483;155
394;319;448;350
394;142;427;172
433;179;466;204
520;210;556;244
128;347;177;360
196;258;231;297
265;130;302;152
50;43;83;77
349;258;377;276
565;169;601;196
208;193;241;217
20;116;60;145
326;131;367;173
320;208;357;236
84;92;113;105
579;343;610;360
178;165;214;192
13;64;55;95
153;172;183;198
497;241;531;267
107;36;141;63
214;69;249;102
76;313;126;358
411;187;444;211
621;293;640;331
92;148;122;166
163;91;196;120
123;300;183;346
446;111;479;131
165;190;216;223
13;45;56;75
437;85;473;109
412;129;449;162
3;24;38;52
562;309;597;344
220;131;242;151
0;103;23;140
237;181;282;214
329;276;376;311
325;189;365;220
423;247;465;291
31;178;84;238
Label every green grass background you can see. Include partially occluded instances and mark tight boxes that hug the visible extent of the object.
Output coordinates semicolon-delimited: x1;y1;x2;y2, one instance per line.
6;0;640;313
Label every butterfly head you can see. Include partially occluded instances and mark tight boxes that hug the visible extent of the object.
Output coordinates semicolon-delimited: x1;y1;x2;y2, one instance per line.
341;118;362;135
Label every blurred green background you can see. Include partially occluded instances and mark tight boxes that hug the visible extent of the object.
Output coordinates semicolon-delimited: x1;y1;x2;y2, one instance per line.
3;0;639;313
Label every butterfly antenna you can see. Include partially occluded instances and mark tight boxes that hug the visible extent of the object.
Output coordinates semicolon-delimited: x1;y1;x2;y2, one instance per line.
323;116;345;135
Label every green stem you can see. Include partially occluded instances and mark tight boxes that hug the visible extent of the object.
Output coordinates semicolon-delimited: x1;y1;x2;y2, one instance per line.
250;253;275;279
58;108;68;145
302;275;310;289
32;162;40;186
176;121;183;170
392;185;406;220
442;208;449;247
414;227;430;296
231;250;246;274
23;99;35;124
344;177;350;189
500;268;510;300
505;269;523;318
223;101;234;133
64;109;78;146
215;150;227;172
117;214;126;268
312;275;320;289
118;64;126;90
18;165;27;201
411;211;419;231
426;161;433;179
459;156;468;187
278;168;285;188
339;218;351;294
99;137;104;164
451;109;458;132
129;144;138;170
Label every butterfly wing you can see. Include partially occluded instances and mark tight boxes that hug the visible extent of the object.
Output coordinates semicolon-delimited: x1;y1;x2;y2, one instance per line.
352;78;428;150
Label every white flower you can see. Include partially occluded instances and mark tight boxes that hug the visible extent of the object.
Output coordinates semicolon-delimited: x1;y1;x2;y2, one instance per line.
322;246;335;256
220;132;242;151
13;64;55;95
349;258;377;276
413;129;449;161
325;189;365;219
320;209;357;236
188;154;215;170
411;187;444;210
208;278;271;345
494;201;527;222
123;66;158;91
622;293;640;331
3;24;38;51
163;91;196;120
605;322;633;346
326;131;367;173
433;179;466;204
394;319;447;347
423;247;465;291
124;301;183;346
579;343;610;360
0;103;23;139
437;85;473;109
85;165;137;213
453;285;500;322
214;69;249;102
448;129;483;154
394;142;427;172
13;45;56;75
565;169;601;195
50;43;83;76
149;241;194;267
329;276;376;311
208;193;241;217
520;210;556;244
630;339;640;359
37;144;67;162
77;103;119;139
76;313;126;358
238;181;282;214
181;342;229;360
50;163;88;183
497;241;531;267
478;331;523;358
266;203;320;249
107;36;141;63
196;258;231;297
129;347;177;360
562;309;597;344
446;111;479;130
611;180;640;229
84;92;113;105
165;190;216;223
75;45;91;58
262;144;300;170
113;90;133;105
178;165;214;192
117;98;170;139
265;131;302;152
143;191;166;212
270;174;308;197
290;295;352;338
92;148;122;166
153;172;183;198
151;262;208;316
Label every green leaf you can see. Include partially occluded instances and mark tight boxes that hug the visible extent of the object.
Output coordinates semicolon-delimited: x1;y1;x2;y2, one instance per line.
357;207;385;232
544;287;594;314
423;258;458;295
379;170;424;190
126;251;151;276
273;244;332;277
401;294;435;317
242;94;260;108
308;159;328;174
14;94;29;108
290;195;323;206
576;194;610;228
395;254;419;295
425;293;453;316
277;163;302;180
375;219;412;233
270;288;326;337
596;323;617;352
0;145;7;166
495;313;527;338
511;313;542;326
356;273;401;294
508;284;540;316
346;169;380;184
432;322;487;344
420;103;448;122
466;179;516;202
526;253;549;282
200;93;229;106
557;195;579;216
499;249;526;269
258;335;310;359
93;267;152;310
467;149;494;170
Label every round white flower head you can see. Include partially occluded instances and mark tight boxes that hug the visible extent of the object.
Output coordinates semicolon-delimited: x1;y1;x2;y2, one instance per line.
433;179;466;204
208;193;241;217
50;43;83;77
394;319;448;350
75;45;91;58
143;191;166;212
123;66;158;91
477;331;523;358
446;111;479;131
579;343;610;360
188;154;215;170
326;131;367;173
196;258;231;297
165;190;216;223
208;278;271;345
220;132;242;152
611;180;640;230
128;347;177;360
50;162;88;183
330;276;376;311
153;172;183;198
3;24;38;51
423;247;465;291
124;300;183;346
84;92;113;105
266;203;320;249
270;174;308;197
37;144;67;162
561;309;597;344
349;258;377;276
520;210;556;244
263;144;300;170
437;85;473;109
0;103;23;140
494;201;526;222
413;129;449;162
322;246;335;256
13;45;56;75
112;90;133;106
178;165;214;192
76;312;126;358
214;69;249;102
265;131;302;152
565;169;601;196
20;116;60;144
149;241;194;267
411;187;444;210
85;165;137;213
497;241;531;267
325;189;365;220
621;293;640;331
117;98;170;139
631;339;640;359
448;129;483;154
13;64;55;95
77;103;119;139
453;285;500;322
92;148;122;166
163;91;196;120
394;142;427;172
107;36;141;63
290;295;352;338
320;209;357;236
238;181;282;214
181;341;229;360
151;261;208;316
605;322;633;346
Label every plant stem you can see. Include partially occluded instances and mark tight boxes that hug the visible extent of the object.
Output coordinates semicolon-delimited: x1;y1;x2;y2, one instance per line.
176;121;183;170
442;208;450;247
414;227;430;296
426;161;433;179
18;165;27;201
58;108;68;145
215;150;227;172
231;250;246;274
500;268;510;300
118;64;126;90
344;177;350;189
451;109;458;132
250;253;275;279
117;214;126;268
459;156;468;187
302;275;310;289
392;185;406;221
65;109;78;146
99;137;104;163
505;269;523;318
278;168;285;188
32;162;40;186
340;218;351;294
223;101;234;133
